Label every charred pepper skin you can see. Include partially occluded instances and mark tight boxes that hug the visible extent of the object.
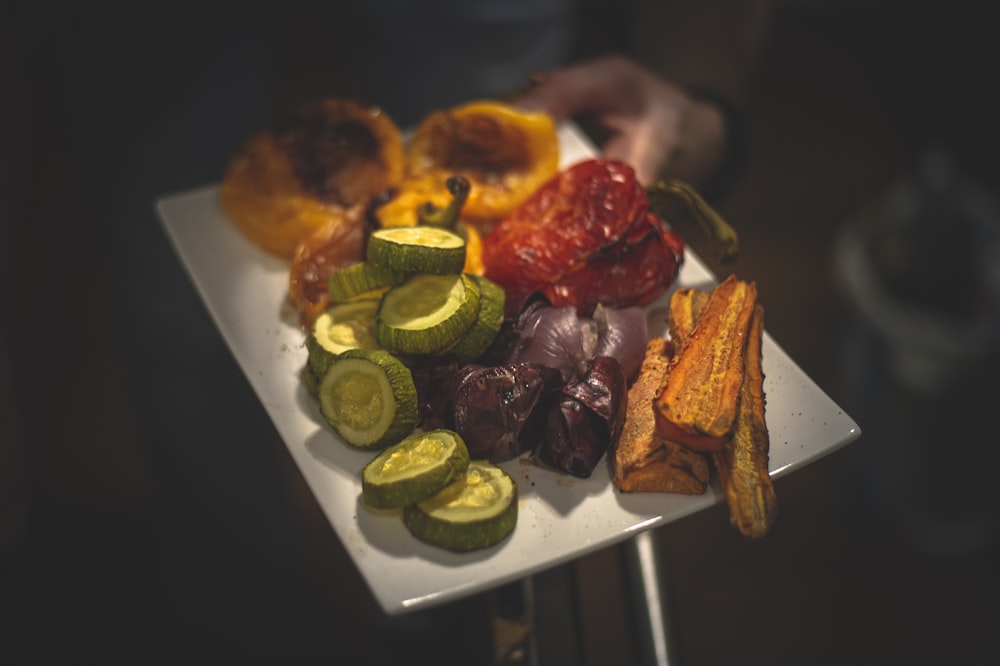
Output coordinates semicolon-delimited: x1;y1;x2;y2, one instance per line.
540;356;628;479
482;159;685;316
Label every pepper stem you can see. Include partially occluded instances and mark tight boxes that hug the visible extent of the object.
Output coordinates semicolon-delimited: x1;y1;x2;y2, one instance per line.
418;175;471;230
646;180;739;264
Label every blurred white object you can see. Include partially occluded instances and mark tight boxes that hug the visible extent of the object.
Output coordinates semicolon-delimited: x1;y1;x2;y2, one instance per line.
834;148;1000;558
834;148;1000;394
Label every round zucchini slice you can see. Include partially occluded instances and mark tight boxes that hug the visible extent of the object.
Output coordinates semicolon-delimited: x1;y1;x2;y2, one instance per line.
327;261;408;303
402;460;518;552
375;273;480;355
318;349;418;450
367;225;466;275
301;364;323;399
306;299;382;380
362;429;470;509
446;275;506;362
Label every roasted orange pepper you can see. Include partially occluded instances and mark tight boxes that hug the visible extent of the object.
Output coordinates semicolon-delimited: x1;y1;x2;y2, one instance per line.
221;99;405;259
287;211;367;327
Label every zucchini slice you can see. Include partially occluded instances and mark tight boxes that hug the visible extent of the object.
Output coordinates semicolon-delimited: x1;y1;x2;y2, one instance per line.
367;225;467;275
306;299;381;380
446;275;506;362
403;460;518;552
302;364;323;399
375;274;481;355
327;262;408;303
362;429;470;509
318;349;418;450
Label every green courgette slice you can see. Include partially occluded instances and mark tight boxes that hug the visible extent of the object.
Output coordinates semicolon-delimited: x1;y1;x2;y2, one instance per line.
446;275;506;362
318;349;418;450
367;226;467;275
302;364;323;399
327;262;408;303
375;274;481;355
402;461;518;552
362;429;470;509
306;299;382;381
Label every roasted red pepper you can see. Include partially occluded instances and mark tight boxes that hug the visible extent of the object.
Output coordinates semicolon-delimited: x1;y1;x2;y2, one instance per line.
482;159;686;316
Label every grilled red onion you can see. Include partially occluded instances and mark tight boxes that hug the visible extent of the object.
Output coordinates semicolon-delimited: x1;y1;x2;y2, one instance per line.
537;356;628;478
450;363;562;463
504;305;597;384
592;304;648;382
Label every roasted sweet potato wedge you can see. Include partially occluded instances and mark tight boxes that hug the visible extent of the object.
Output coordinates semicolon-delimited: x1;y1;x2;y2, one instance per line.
714;304;777;537
614;337;710;494
667;286;777;538
654;275;757;451
666;287;710;344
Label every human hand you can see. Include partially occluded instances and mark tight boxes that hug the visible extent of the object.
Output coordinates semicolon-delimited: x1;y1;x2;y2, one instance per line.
516;55;728;189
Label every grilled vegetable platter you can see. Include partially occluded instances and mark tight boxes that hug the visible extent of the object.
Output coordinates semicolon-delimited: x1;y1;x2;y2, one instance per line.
156;97;861;614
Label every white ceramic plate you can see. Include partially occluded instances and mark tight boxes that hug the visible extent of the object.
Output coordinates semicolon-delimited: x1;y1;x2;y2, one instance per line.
156;123;861;615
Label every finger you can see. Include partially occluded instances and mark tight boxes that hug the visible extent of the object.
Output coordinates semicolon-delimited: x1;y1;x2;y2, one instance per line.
515;56;640;120
603;136;660;186
599;116;672;186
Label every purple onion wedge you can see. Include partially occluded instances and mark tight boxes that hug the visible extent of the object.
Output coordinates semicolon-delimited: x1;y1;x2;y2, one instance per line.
504;305;597;384
538;356;628;478
451;362;562;463
592;304;648;382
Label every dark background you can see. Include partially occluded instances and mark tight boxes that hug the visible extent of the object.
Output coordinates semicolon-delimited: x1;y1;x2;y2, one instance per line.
2;1;998;664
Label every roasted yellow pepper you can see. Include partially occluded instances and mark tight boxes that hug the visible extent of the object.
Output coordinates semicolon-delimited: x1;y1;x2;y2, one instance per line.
375;175;485;276
405;100;560;230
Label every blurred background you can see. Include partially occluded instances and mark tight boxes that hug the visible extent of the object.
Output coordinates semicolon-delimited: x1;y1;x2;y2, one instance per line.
2;1;998;664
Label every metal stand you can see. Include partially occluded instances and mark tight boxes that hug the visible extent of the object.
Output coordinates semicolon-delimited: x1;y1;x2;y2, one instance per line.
621;530;682;666
494;529;680;666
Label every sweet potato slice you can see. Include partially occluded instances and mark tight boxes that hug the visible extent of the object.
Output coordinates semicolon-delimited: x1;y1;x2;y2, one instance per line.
667;287;777;538
714;304;777;537
666;287;710;345
614;337;710;494
654;275;757;451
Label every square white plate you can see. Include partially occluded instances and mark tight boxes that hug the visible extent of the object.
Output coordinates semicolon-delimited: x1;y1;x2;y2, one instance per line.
156;123;861;615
